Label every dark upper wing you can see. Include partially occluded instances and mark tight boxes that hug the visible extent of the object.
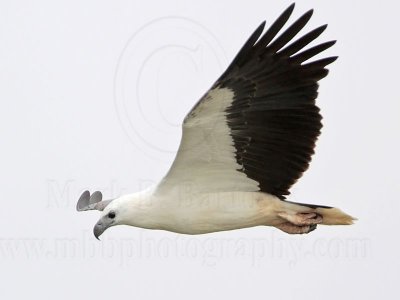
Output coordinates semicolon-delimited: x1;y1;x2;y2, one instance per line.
159;4;336;199
218;4;336;199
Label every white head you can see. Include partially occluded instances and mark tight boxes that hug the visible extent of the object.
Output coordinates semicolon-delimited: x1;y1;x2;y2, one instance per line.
92;191;158;239
92;199;126;239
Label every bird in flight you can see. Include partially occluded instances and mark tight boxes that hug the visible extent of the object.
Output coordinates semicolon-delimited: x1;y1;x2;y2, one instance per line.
77;3;355;240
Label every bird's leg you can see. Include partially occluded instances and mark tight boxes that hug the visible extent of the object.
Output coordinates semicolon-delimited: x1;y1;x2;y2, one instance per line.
275;212;323;234
278;212;323;226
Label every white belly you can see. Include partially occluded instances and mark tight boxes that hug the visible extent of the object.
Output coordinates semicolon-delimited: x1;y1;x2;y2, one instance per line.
154;191;282;234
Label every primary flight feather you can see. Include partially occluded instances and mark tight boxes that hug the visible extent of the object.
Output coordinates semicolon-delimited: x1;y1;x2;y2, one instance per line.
77;3;355;239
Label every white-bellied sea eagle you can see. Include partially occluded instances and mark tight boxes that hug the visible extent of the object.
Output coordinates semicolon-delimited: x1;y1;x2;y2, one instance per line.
76;3;355;239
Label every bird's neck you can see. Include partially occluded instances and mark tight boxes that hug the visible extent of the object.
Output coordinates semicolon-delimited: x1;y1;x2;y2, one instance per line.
117;189;166;230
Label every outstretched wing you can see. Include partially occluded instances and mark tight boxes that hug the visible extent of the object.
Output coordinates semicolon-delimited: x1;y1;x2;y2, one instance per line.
157;4;336;199
76;191;114;211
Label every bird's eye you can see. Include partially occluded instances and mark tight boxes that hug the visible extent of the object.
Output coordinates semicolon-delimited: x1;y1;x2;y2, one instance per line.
108;211;116;219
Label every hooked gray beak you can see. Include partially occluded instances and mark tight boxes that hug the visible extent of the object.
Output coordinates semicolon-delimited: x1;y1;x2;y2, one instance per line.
93;221;105;240
93;219;112;240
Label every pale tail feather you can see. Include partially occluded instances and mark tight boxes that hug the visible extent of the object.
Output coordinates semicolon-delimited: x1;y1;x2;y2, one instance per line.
280;200;356;225
315;207;356;225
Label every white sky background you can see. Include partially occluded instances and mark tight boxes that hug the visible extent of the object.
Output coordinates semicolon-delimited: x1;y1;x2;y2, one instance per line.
0;0;399;299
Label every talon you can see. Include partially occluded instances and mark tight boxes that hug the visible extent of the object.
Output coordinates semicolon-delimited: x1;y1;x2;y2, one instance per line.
309;224;317;232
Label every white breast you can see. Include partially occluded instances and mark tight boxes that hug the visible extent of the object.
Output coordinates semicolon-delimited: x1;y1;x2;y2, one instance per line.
148;190;282;234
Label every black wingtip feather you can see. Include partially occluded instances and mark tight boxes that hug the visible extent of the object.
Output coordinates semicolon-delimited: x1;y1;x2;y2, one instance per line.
255;3;296;50
255;21;267;36
278;24;328;57
304;56;338;69
291;40;337;64
221;21;266;76
267;9;314;53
